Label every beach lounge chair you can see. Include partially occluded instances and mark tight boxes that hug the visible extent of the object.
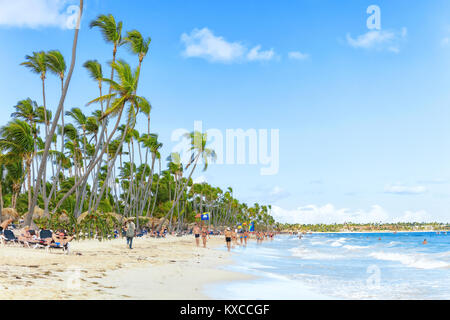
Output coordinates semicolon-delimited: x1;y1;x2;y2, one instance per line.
32;230;53;250
1;230;20;246
48;232;74;255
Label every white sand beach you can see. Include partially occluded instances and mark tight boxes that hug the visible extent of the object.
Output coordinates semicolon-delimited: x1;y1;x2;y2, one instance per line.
0;235;251;300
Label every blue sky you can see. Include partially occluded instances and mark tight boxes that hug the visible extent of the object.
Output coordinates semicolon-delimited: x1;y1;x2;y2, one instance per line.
0;0;450;223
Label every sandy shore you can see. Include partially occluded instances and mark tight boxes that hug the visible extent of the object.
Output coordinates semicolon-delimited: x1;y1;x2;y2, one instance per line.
0;235;251;300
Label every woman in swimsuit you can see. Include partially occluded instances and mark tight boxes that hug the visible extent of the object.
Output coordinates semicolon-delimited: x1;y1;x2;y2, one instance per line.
243;230;249;246
201;226;208;248
232;230;238;248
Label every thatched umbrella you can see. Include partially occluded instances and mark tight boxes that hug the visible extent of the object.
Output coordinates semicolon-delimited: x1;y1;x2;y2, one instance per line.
104;212;124;222
77;211;91;224
24;206;49;221
59;213;70;223
1;208;19;221
77;211;124;224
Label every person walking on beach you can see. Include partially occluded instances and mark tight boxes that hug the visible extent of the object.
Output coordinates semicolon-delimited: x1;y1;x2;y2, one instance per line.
201;225;208;248
232;229;238;248
193;223;201;247
125;220;136;249
225;227;232;252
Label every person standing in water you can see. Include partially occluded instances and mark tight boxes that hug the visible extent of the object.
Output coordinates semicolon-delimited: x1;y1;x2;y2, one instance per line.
243;229;249;246
423;239;428;245
193;223;201;247
224;227;232;252
239;229;244;245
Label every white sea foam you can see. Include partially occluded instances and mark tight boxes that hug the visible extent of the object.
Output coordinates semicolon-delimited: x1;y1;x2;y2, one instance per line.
290;247;344;260
369;251;450;270
343;244;370;251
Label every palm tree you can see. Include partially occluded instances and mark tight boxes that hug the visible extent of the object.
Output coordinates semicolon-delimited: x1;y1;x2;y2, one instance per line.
123;30;152;132
157;131;216;230
20;51;49;135
90;14;123;63
46;50;66;92
90;14;123;112
0;120;35;213
83;60;104;111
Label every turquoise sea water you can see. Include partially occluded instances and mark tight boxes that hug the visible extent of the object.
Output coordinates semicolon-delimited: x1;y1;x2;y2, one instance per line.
206;232;450;299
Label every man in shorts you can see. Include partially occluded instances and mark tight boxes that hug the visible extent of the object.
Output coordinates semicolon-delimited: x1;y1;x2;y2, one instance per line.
224;227;232;252
193;223;201;247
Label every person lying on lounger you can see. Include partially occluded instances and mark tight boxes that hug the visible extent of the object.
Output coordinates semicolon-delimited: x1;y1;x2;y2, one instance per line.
50;231;74;248
0;218;14;234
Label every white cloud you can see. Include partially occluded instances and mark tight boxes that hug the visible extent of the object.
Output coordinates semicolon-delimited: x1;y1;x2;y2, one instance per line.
288;51;309;60
247;45;275;61
0;0;78;29
181;28;276;63
346;27;407;53
384;185;427;195
271;204;433;224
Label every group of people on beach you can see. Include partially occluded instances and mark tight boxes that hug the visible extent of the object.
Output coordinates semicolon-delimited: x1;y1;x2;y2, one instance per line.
191;222;275;252
1;218;74;250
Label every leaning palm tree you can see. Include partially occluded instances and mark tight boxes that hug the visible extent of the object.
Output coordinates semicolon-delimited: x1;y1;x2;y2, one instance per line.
53;60;150;216
27;0;84;227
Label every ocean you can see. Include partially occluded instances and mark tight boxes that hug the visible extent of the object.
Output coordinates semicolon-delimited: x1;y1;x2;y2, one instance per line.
206;232;450;299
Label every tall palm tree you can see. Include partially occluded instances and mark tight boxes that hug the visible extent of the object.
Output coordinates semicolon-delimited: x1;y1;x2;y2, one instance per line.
90;14;123;112
20;51;49;135
123;30;152;132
